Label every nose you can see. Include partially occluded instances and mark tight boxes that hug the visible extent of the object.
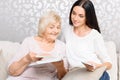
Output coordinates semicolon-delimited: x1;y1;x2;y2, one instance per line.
72;14;78;20
54;28;59;33
73;15;78;20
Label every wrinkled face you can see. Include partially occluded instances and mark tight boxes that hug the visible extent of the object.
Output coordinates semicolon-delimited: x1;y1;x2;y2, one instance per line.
71;6;86;27
43;21;61;41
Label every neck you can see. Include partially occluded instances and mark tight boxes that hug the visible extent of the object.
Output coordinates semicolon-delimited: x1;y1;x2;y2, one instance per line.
35;36;55;52
74;25;91;37
36;36;55;44
74;25;88;33
42;38;55;44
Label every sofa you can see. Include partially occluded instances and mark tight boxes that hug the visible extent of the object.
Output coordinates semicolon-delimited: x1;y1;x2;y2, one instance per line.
0;41;119;80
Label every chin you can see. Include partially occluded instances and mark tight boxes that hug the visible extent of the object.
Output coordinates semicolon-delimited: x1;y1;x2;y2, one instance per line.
73;25;79;27
49;37;57;41
48;35;58;40
52;38;57;40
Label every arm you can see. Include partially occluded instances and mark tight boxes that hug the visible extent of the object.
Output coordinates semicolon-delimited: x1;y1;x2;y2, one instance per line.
52;41;68;80
94;32;112;70
8;38;42;76
84;32;112;72
84;61;112;71
8;52;42;76
52;60;67;80
95;62;112;70
8;55;31;76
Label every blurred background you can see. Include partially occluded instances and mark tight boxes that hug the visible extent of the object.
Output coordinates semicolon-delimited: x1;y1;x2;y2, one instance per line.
0;0;120;53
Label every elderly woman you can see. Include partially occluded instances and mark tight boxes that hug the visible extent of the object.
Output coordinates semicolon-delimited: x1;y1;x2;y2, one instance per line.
7;11;68;80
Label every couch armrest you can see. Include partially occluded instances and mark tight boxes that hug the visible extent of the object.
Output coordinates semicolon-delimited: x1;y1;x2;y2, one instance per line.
118;53;120;80
105;41;117;80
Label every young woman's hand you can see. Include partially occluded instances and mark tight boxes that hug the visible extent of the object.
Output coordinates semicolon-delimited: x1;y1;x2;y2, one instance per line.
52;60;67;80
83;61;101;72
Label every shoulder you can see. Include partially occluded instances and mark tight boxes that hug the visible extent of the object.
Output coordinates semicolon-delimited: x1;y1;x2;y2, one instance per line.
22;36;34;44
92;29;103;38
91;29;104;42
55;39;66;47
92;29;100;34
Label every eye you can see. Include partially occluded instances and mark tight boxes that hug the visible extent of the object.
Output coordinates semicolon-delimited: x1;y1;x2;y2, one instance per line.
49;25;54;29
72;11;76;15
57;26;61;29
49;26;54;29
79;14;85;18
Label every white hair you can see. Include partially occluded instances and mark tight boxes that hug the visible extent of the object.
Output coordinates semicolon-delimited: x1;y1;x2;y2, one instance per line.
38;10;61;37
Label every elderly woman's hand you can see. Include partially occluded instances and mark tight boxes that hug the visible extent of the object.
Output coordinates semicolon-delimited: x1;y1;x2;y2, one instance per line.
24;52;42;63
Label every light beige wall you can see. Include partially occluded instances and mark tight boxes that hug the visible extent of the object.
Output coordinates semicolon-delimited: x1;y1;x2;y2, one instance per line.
0;0;119;53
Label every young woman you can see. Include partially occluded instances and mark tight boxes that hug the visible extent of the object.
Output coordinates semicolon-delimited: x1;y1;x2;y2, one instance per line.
60;0;112;80
7;11;68;80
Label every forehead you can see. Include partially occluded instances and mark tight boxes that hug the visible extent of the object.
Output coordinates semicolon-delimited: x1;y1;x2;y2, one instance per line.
48;21;60;26
73;6;85;15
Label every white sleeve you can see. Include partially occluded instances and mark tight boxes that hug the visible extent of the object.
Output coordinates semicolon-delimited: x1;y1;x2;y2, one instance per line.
62;46;69;70
57;41;69;69
94;33;112;63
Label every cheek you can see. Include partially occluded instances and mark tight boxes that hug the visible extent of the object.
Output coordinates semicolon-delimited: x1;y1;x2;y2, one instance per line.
45;29;51;33
58;29;61;33
43;31;50;36
79;18;85;22
71;15;74;20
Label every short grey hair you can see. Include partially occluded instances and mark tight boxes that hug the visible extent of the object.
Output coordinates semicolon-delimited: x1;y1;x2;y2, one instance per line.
38;11;61;37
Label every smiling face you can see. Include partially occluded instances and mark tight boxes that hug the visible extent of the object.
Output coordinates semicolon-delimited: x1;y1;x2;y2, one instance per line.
38;11;61;41
71;6;86;27
43;21;61;41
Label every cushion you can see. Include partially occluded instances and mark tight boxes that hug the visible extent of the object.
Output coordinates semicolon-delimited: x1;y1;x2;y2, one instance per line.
62;66;106;80
0;41;20;80
0;49;7;80
0;41;20;62
118;53;120;80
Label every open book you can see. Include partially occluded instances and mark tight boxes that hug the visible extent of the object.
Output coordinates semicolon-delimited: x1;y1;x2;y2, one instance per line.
29;55;61;67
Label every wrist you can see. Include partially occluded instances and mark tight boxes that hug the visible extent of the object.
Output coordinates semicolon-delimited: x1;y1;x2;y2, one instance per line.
23;57;31;64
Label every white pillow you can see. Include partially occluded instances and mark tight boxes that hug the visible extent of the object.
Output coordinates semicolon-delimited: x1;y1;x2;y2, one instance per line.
62;67;106;80
0;41;20;80
0;41;20;62
0;49;7;80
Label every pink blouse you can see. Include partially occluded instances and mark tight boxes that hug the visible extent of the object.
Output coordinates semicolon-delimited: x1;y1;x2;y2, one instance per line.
7;37;68;80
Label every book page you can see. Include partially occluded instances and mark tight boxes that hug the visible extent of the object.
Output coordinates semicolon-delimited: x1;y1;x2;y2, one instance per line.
29;56;61;67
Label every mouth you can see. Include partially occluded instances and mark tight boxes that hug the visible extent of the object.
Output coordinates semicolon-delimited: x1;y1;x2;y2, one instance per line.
72;20;79;24
73;21;79;25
